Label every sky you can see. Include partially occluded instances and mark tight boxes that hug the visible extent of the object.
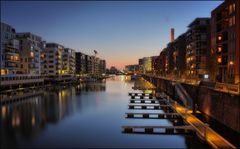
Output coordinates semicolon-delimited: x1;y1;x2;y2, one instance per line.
1;1;223;69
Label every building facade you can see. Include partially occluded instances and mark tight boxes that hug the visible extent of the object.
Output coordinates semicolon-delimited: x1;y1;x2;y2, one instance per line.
63;48;75;75
99;59;106;75
75;52;87;75
125;64;139;74
211;0;240;83
43;43;64;76
16;32;43;75
186;18;211;80
1;22;20;75
172;33;187;78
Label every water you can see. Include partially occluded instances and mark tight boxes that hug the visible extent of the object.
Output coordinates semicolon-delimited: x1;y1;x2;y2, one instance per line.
0;75;209;148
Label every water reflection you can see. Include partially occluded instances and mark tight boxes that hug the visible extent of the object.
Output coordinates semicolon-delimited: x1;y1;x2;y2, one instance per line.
0;76;209;148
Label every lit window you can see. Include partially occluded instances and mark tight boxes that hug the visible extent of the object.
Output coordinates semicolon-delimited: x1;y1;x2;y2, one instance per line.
217;47;222;52
233;16;235;25
217;35;222;41
14;56;19;61
217;57;222;63
1;69;5;75
30;52;34;57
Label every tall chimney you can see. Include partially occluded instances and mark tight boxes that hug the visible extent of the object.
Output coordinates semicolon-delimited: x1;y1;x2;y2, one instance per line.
171;28;174;42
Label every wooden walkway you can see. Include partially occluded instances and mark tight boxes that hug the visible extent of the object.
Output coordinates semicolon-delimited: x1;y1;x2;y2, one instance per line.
158;93;236;149
129;99;159;104
128;93;153;96
125;112;182;119
122;125;194;134
128;104;172;110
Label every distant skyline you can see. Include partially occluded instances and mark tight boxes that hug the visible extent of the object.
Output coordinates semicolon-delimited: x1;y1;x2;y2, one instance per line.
1;1;223;69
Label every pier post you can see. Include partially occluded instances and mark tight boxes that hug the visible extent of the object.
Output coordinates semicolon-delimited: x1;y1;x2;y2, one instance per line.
204;123;209;141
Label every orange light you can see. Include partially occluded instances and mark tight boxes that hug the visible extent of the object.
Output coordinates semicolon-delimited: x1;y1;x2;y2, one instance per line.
217;35;222;41
14;56;19;61
217;47;222;52
229;61;234;65
217;57;222;63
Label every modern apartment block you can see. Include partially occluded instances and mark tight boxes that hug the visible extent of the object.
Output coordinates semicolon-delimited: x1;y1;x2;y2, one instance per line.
125;64;139;74
75;52;106;76
43;43;64;76
16;32;43;75
172;33;187;78
0;22;20;75
63;48;76;75
186;18;211;80
99;59;106;75
211;0;240;83
75;52;87;75
138;57;153;74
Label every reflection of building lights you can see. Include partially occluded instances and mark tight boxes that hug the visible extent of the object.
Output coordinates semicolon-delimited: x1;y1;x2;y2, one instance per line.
217;57;222;63
32;116;36;126
1;106;7;118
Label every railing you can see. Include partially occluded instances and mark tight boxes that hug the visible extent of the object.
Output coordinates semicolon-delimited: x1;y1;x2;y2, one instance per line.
215;82;240;95
141;73;239;94
1;75;44;86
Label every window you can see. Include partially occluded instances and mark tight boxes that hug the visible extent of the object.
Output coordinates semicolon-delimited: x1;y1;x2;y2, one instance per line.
233;16;235;25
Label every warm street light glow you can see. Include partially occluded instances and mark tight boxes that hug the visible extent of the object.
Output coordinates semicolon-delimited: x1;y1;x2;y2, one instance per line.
229;61;234;65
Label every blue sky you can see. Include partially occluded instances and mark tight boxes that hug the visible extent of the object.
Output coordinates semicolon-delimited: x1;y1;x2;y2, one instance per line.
1;1;223;69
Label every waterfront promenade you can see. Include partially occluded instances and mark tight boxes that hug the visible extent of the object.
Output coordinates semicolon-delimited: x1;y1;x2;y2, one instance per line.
159;93;236;149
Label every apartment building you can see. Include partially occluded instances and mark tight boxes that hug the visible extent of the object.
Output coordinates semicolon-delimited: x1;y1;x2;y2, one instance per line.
0;22;20;75
211;0;240;83
16;32;43;75
63;48;75;75
43;43;64;76
186;18;211;80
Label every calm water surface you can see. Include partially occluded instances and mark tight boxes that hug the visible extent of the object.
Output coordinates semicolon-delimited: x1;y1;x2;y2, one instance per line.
0;76;209;148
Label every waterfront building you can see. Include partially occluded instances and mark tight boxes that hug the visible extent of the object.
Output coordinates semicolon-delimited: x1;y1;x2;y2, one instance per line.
138;58;144;73
211;0;240;84
109;66;118;74
138;57;152;74
124;64;139;74
165;42;175;76
43;43;64;76
159;49;167;76
63;48;76;75
86;55;94;75
75;52;87;75
172;33;187;78
99;59;106;75
151;56;158;74
16;32;43;75
186;18;211;80
0;22;20;75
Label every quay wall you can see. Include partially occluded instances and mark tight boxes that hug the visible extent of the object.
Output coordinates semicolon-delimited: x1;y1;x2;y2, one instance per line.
143;75;240;133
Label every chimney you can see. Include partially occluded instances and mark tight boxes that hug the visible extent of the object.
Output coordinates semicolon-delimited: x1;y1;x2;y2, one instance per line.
171;28;174;42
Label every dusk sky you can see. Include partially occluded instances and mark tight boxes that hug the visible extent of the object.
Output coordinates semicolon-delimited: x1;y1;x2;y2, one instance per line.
1;1;222;69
